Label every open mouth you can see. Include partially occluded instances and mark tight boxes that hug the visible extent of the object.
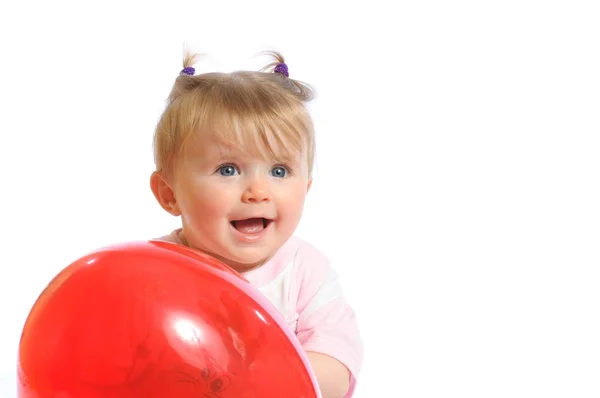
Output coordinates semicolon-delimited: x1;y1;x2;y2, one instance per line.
230;218;273;234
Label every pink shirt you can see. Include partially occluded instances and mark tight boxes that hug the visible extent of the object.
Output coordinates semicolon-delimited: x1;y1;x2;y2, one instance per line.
157;230;363;397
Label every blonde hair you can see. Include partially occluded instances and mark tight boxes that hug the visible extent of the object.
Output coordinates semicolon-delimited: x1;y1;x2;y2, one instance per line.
153;50;316;178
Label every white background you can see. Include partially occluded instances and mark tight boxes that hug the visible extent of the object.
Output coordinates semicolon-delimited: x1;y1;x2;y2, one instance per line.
1;0;599;397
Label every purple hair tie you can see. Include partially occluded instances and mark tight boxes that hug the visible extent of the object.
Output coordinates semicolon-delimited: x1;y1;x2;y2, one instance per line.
274;63;289;77
180;67;195;76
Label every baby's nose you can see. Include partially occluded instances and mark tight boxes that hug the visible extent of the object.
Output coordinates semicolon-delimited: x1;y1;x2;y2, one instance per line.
242;181;271;203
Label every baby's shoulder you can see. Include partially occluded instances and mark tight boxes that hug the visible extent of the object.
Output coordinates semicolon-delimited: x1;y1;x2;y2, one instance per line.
153;229;183;245
282;236;336;288
285;236;331;269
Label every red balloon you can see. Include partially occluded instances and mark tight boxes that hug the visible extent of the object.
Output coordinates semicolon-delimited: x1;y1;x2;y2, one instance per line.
17;240;321;398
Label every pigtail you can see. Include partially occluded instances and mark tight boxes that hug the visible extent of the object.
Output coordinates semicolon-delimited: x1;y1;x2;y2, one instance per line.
167;49;207;104
183;49;201;71
259;51;315;103
259;50;287;74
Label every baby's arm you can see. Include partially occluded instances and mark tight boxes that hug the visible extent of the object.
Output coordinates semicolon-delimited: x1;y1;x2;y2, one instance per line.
293;251;363;398
306;351;351;398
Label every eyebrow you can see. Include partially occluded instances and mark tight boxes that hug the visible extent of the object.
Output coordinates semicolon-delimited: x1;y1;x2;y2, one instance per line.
273;149;306;162
209;149;301;164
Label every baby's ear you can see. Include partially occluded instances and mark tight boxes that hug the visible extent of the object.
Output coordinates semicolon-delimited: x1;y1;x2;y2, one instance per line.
150;171;181;216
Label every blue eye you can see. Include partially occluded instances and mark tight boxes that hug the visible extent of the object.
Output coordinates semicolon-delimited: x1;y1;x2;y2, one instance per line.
218;165;239;176
271;166;288;178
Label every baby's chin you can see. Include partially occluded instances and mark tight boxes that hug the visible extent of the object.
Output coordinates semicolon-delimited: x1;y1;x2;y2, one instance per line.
185;235;269;270
213;249;271;273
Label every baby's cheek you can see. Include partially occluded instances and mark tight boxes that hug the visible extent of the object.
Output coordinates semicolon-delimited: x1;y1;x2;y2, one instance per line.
280;189;308;217
188;186;232;215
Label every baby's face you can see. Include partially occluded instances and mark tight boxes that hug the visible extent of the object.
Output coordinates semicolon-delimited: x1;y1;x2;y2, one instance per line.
171;135;311;272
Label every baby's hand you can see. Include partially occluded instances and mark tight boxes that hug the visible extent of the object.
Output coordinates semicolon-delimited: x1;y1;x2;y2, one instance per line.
306;351;350;398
